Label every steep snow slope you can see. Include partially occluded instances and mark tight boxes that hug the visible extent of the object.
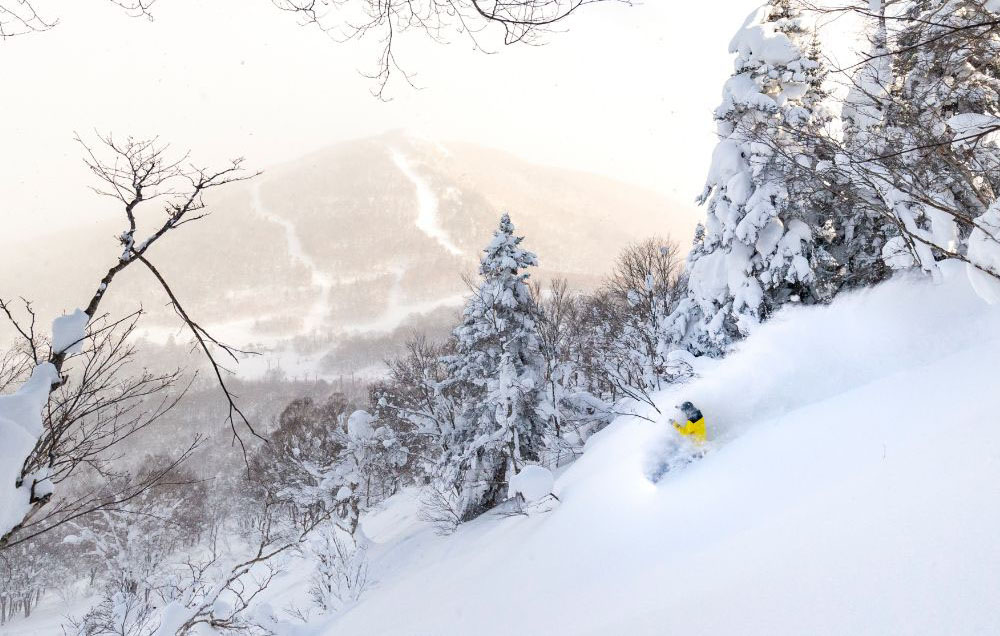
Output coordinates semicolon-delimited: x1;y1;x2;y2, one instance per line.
311;263;1000;635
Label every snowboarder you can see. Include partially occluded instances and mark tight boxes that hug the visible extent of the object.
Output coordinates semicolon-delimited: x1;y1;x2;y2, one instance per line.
671;401;706;443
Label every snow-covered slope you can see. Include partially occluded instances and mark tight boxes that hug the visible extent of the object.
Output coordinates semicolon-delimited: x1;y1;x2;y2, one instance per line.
297;262;1000;635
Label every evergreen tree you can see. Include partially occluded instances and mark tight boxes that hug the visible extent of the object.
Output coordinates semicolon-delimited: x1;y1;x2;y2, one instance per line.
436;214;546;521
680;0;836;355
838;0;1000;299
887;0;1000;277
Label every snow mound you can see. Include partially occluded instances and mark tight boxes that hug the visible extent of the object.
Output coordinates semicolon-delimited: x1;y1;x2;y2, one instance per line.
508;465;554;502
729;7;800;68
51;308;88;354
348;409;376;439
676;260;997;442
0;363;58;538
966;202;1000;304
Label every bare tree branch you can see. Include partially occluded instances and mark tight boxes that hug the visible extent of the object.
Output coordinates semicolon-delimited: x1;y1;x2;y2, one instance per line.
1;134;258;549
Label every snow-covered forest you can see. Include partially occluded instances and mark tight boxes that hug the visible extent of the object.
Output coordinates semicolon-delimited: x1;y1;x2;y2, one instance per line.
2;0;1000;634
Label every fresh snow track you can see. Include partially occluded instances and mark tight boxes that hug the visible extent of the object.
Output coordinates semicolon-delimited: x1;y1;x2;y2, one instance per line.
389;148;464;257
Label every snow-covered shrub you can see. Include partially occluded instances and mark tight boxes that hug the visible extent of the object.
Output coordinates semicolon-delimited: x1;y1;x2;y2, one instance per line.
418;484;464;536
67;576;158;636
307;525;370;613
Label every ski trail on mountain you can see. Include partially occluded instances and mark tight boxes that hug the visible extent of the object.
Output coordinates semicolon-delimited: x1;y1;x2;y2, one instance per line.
342;265;465;334
250;181;333;334
389;148;464;256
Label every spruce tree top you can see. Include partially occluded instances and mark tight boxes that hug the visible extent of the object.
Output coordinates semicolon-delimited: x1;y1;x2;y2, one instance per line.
480;213;538;288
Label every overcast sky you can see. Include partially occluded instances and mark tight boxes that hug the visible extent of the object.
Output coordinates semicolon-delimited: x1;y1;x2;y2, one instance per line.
1;0;757;240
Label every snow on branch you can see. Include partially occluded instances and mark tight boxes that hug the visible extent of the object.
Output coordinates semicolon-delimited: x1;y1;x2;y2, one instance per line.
0;133;258;550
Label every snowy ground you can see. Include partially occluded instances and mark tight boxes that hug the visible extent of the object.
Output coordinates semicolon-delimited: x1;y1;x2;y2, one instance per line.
0;590;93;635
7;263;999;635
292;263;1000;635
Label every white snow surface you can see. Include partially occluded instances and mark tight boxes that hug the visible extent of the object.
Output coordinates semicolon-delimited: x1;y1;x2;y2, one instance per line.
0;363;57;539
51;308;88;354
507;465;554;502
281;263;1000;636
8;264;1000;636
966;201;1000;304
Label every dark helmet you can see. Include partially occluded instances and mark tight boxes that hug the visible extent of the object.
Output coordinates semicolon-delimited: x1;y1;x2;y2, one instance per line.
679;401;702;421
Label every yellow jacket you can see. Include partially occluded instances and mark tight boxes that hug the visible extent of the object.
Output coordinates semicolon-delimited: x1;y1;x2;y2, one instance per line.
673;416;706;443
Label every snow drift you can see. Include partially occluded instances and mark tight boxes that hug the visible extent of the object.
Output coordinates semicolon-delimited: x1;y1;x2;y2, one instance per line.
303;262;1000;636
0;363;58;540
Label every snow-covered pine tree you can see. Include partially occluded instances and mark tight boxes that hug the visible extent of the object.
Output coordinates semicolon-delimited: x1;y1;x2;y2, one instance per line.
836;0;1000;301
838;0;951;277
679;0;835;355
779;20;896;300
436;213;546;521
821;2;897;294
888;0;1000;288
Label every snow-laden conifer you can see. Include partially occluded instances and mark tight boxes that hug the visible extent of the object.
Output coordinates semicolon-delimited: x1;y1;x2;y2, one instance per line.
681;0;834;354
437;213;546;521
838;0;1000;300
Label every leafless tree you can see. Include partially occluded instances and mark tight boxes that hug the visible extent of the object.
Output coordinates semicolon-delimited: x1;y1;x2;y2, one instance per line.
375;332;457;447
0;0;157;38
163;497;330;635
604;237;683;306
600;237;686;406
1;0;629;97
275;0;631;97
1;133;257;549
248;395;353;534
532;278;610;465
533;278;575;440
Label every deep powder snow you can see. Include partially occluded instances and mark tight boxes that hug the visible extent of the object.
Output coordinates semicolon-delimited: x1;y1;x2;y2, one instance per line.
281;263;1000;636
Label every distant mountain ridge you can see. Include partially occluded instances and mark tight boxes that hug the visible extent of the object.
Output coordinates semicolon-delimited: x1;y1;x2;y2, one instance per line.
0;132;691;376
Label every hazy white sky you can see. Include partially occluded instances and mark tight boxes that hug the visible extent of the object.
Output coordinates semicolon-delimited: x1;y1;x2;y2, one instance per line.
1;0;757;239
